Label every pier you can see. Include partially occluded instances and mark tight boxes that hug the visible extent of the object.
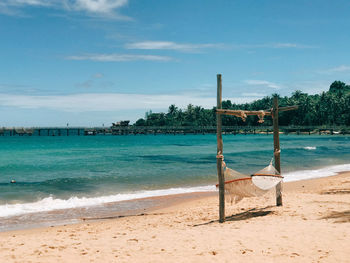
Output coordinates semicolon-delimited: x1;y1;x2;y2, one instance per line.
0;126;349;136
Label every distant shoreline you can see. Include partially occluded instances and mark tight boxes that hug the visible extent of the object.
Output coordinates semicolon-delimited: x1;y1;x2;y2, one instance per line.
1;125;349;136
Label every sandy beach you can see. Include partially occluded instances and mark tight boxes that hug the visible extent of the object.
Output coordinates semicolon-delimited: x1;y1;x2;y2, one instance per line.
0;172;349;263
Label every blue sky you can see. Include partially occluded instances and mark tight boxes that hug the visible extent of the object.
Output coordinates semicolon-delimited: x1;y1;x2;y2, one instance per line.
1;0;349;126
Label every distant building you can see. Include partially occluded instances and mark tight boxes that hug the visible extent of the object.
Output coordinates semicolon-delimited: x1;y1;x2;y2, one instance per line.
111;120;130;127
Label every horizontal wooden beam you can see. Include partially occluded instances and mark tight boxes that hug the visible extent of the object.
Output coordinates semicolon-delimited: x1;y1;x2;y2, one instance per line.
217;105;298;117
278;105;299;112
216;109;272;116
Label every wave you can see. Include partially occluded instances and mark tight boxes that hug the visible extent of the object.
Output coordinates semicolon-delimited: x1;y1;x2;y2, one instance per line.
1;163;350;218
283;163;350;182
303;146;316;150
0;185;215;218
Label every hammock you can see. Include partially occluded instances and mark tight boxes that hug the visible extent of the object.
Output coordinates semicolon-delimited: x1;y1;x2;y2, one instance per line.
216;157;283;203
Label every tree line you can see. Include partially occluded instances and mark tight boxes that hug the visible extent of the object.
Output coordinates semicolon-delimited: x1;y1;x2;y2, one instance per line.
134;81;350;127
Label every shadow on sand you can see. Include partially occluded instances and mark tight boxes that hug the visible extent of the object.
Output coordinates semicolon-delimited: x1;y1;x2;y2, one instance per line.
321;210;350;223
193;206;275;227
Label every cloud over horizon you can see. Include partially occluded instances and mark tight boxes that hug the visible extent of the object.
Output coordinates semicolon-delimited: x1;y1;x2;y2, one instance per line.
0;92;259;113
317;65;350;74
244;80;282;90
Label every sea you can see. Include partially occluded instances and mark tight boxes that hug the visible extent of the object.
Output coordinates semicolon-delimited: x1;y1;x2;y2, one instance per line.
0;134;349;231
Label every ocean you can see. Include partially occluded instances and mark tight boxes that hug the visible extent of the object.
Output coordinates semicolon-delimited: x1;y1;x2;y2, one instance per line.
0;134;349;230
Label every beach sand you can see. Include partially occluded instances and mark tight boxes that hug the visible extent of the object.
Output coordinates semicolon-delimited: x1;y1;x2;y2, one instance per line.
0;172;349;263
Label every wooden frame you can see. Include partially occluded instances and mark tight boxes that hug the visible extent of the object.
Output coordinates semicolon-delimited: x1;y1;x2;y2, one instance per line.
216;74;297;222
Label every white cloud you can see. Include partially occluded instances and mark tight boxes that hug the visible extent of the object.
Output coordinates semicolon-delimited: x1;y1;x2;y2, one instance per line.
9;0;51;6
0;0;52;15
0;0;129;18
66;54;173;62
317;65;350;74
0;93;256;112
269;43;315;49
71;0;127;13
241;92;265;97
125;41;314;52
291;80;331;94
244;80;281;89
231;43;317;49
125;41;224;52
93;73;104;78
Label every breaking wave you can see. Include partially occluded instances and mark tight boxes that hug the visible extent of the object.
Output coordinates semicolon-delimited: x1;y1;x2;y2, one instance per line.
0;185;215;218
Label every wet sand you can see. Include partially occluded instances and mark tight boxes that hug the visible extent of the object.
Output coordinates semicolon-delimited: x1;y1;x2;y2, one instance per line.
0;172;349;262
0;191;215;232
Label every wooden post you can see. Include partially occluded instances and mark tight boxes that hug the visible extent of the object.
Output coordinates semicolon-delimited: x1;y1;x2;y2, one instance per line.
216;74;225;223
273;96;282;206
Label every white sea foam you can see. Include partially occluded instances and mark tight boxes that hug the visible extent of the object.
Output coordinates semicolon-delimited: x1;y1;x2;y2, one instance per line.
303;146;316;150
283;163;350;182
1;163;350;218
0;185;216;218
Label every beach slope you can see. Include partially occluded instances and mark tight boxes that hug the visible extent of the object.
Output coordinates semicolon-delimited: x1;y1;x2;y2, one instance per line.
1;172;349;263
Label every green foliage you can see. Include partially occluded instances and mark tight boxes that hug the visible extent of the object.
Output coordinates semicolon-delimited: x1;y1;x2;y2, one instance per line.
329;81;350;94
135;81;350;127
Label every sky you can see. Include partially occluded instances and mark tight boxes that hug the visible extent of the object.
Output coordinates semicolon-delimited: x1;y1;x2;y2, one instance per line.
0;0;350;127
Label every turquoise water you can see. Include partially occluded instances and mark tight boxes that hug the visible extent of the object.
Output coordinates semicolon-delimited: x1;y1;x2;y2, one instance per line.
0;134;349;217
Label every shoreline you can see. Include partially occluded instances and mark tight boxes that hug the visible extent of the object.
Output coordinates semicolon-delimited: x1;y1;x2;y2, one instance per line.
1;170;349;233
0;191;216;232
1;165;350;232
2;161;350;215
0;171;349;262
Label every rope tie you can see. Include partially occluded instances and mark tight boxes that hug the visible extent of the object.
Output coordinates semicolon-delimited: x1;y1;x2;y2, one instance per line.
240;111;247;122
216;151;224;159
216;151;226;168
270;149;281;165
274;149;281;155
257;110;265;123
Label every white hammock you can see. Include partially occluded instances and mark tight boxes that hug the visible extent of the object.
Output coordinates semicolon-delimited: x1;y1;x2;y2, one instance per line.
217;160;283;203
